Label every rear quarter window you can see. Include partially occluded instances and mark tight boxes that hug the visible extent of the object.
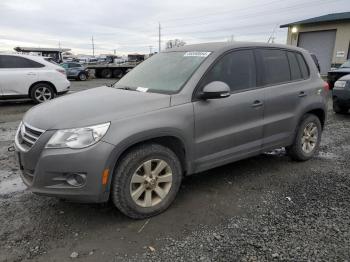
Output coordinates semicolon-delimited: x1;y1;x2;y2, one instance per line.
295;53;310;79
287;52;303;80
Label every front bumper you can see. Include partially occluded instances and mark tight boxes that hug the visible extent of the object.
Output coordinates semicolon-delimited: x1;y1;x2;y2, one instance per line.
14;128;116;203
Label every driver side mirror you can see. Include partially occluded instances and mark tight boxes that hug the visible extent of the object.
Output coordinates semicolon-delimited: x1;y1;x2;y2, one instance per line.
200;81;231;100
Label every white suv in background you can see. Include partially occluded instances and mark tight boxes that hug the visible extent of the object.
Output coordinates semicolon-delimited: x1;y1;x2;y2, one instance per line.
0;54;70;103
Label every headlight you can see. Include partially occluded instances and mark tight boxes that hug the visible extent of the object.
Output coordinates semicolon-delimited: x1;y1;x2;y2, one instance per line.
334;80;347;89
46;122;110;149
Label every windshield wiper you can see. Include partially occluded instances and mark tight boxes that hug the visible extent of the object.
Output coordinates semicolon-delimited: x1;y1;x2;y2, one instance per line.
115;86;138;91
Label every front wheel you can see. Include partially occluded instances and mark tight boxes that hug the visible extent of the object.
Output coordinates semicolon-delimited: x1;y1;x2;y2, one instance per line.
287;114;322;161
111;143;182;219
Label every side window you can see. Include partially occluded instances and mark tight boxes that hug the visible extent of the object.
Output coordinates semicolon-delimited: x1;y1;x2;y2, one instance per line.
259;49;291;85
287;52;302;80
201;49;256;92
295;53;309;79
0;55;44;68
69;63;81;68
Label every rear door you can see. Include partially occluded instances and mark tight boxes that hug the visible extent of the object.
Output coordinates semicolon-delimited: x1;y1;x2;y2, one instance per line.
257;48;310;150
0;55;41;96
67;63;82;77
193;49;265;171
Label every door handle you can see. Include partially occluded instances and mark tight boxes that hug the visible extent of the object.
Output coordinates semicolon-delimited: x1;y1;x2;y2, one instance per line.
27;72;36;76
252;100;263;108
298;91;307;97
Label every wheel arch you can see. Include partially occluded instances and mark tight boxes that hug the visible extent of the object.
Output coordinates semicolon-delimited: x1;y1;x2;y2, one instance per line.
113;134;188;173
105;133;190;195
28;81;57;97
304;108;326;129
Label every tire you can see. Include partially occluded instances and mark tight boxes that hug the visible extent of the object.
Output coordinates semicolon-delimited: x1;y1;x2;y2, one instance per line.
333;101;348;114
112;69;123;78
111;143;183;219
78;73;87;81
286;114;322;161
30;83;55;104
101;69;112;78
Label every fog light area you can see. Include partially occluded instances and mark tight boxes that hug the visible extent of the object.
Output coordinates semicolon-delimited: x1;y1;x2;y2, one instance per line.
66;173;86;187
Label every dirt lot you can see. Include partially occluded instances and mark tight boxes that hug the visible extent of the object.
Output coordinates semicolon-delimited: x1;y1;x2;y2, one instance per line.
0;80;349;261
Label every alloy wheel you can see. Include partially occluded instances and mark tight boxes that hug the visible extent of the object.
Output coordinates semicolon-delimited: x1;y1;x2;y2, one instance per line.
130;159;173;207
34;86;53;102
301;122;318;154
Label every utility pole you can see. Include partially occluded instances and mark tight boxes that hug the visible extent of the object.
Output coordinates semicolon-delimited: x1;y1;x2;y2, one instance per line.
58;41;61;51
158;23;161;53
149;45;153;55
92;36;95;57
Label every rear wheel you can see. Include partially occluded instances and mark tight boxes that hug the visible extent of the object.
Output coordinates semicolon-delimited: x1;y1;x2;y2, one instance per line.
111;143;182;219
30;83;55;104
112;69;123;78
333;101;348;114
101;68;112;78
287;114;322;161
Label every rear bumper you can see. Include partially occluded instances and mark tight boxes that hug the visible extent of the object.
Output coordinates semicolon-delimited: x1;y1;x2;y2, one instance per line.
14;129;116;203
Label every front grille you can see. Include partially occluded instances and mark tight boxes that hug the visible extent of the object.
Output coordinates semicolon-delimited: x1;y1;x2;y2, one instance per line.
17;123;45;151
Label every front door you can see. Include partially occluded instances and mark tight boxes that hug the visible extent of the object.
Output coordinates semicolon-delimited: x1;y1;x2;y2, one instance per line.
193;49;265;172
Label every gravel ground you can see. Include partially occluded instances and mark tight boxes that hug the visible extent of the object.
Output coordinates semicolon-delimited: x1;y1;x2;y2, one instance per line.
132;110;350;262
0;84;349;261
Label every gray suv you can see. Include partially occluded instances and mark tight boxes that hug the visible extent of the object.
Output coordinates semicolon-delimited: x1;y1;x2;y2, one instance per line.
14;42;328;219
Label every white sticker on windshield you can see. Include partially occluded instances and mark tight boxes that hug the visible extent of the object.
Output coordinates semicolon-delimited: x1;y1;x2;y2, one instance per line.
136;87;148;92
184;51;211;57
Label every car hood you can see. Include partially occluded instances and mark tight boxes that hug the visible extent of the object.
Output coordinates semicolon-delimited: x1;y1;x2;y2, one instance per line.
339;74;350;81
329;68;350;73
23;86;171;130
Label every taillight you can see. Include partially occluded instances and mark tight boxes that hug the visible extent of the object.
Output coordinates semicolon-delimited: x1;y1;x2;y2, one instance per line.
56;68;66;76
323;81;330;92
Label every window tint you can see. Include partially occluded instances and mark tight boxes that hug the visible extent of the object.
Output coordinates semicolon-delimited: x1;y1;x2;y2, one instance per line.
201;50;256;92
287;52;302;80
260;49;290;85
295;53;309;79
0;55;44;68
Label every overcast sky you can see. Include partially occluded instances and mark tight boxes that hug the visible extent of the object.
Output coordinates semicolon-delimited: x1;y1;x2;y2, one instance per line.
0;0;349;56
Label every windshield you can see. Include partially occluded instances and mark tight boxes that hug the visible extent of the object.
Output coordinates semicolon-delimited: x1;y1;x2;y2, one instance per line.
340;60;350;68
114;51;210;93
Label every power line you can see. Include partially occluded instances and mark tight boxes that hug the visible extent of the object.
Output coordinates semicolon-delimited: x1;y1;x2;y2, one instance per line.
160;0;282;23
161;0;335;30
